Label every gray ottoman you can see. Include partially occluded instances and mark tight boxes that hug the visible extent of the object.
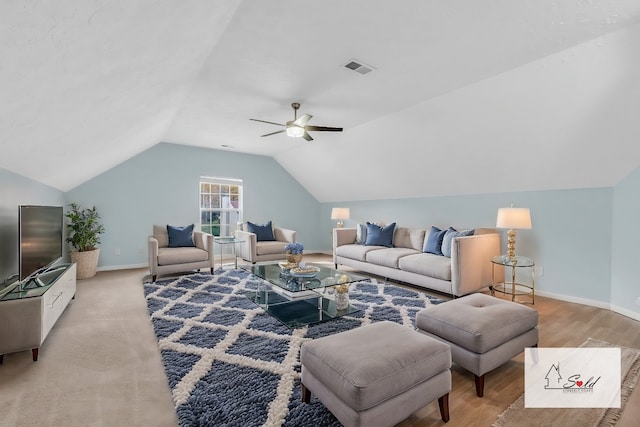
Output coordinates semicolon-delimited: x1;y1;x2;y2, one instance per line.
300;321;452;427
415;293;538;397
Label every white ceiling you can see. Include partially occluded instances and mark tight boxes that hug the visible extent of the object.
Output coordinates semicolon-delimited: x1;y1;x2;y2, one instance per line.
2;0;640;202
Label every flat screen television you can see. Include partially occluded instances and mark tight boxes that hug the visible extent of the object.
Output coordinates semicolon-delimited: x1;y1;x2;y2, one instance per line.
19;205;64;281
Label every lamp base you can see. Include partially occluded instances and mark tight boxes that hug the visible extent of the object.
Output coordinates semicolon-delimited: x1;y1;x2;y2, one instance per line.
507;229;516;260
336;220;344;228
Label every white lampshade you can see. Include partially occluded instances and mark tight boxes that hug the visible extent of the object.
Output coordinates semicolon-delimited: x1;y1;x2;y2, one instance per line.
496;207;532;229
331;208;350;220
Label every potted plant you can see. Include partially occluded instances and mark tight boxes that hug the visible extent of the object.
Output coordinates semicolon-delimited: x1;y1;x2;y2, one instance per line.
285;242;304;265
65;203;105;279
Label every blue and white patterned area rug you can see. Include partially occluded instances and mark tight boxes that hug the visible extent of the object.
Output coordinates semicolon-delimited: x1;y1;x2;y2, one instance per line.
144;269;445;427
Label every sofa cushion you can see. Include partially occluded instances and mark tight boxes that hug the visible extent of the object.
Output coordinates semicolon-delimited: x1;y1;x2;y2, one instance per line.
365;222;396;247
247;221;275;241
157;247;208;265
423;226;448;255
336;244;385;262
365;247;420;269
255;241;287;256
398;253;452;281
167;224;196;248
441;228;474;257
394;227;426;250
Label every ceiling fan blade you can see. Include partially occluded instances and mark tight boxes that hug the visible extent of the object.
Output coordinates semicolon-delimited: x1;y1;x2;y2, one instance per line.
305;126;343;132
261;130;286;137
250;118;285;127
293;114;312;127
302;132;314;141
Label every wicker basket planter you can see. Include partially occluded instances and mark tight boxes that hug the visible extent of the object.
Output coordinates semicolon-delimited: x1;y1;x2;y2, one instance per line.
71;248;100;279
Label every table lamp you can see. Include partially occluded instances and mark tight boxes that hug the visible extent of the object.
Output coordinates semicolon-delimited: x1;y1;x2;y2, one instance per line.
331;208;350;228
496;207;532;260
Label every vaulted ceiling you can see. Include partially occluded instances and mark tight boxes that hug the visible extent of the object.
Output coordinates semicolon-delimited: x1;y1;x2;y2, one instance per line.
2;1;640;202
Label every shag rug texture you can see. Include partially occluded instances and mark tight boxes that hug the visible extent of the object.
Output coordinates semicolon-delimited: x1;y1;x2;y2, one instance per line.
493;338;640;427
144;269;445;427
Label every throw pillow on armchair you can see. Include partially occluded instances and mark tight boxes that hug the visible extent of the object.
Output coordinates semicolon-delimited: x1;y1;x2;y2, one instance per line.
247;221;275;241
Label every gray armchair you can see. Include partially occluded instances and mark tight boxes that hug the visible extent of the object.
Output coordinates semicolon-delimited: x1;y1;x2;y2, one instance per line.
234;222;296;263
148;224;214;282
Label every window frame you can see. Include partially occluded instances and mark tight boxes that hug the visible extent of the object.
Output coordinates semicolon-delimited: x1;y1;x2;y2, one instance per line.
199;176;243;237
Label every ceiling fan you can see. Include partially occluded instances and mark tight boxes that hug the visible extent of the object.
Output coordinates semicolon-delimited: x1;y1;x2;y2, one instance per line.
250;102;343;141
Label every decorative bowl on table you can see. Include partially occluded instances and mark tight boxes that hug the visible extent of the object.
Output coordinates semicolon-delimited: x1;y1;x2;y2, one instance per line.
278;261;298;272
290;266;320;278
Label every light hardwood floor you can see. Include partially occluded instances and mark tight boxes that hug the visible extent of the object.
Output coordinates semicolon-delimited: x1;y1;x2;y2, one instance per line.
0;254;638;427
397;289;640;427
314;254;640;427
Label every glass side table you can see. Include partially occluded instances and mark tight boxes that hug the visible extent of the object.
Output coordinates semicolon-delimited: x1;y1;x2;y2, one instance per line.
490;255;535;304
214;237;244;270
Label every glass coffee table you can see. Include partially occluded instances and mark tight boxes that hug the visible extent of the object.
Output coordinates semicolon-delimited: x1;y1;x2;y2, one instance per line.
240;262;368;328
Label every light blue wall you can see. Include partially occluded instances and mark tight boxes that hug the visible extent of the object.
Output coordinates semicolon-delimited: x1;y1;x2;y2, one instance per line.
321;187;613;303
65;139;615;305
65;143;324;268
3;146;633;311
0;168;66;285
611;166;640;315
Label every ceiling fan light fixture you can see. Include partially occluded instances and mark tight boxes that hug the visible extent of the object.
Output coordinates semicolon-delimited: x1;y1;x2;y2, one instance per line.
286;123;305;138
251;103;342;140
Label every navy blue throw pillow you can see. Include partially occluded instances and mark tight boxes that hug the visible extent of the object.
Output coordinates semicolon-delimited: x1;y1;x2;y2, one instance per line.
167;224;195;248
365;222;396;247
247;221;275;241
423;226;448;255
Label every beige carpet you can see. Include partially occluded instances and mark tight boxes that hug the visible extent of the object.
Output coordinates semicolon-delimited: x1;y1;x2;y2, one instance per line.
0;268;178;427
493;338;640;427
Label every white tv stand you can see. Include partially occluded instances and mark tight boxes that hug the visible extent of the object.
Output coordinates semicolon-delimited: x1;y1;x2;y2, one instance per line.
0;263;77;364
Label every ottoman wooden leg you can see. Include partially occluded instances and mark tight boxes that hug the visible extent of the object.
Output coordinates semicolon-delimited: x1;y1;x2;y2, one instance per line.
301;383;311;404
474;374;484;397
438;393;450;422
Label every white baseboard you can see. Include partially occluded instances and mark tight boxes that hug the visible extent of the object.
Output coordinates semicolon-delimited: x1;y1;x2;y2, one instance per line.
535;289;611;310
609;304;640;322
97;263;147;272
537;290;640;321
313;250;333;255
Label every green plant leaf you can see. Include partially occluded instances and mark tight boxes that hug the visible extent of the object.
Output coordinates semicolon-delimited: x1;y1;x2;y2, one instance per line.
65;203;106;252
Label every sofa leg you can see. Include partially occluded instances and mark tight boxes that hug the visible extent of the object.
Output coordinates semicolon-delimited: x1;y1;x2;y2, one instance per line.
301;383;311;403
475;374;484;397
210;267;214;274
438;393;450;422
152;275;157;282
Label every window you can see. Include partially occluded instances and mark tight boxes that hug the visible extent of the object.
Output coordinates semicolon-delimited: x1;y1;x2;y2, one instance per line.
199;177;243;236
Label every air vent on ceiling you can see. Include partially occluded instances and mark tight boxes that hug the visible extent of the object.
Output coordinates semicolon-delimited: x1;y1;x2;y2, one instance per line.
343;59;376;75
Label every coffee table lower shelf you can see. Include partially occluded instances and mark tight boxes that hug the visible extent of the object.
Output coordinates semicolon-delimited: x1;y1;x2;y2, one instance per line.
244;290;359;329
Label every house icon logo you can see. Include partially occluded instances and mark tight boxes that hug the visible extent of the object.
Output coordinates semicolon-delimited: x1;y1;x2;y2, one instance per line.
544;363;562;389
543;362;599;392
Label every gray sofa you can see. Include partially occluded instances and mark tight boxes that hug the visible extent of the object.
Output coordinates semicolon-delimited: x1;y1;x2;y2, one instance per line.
333;226;502;297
